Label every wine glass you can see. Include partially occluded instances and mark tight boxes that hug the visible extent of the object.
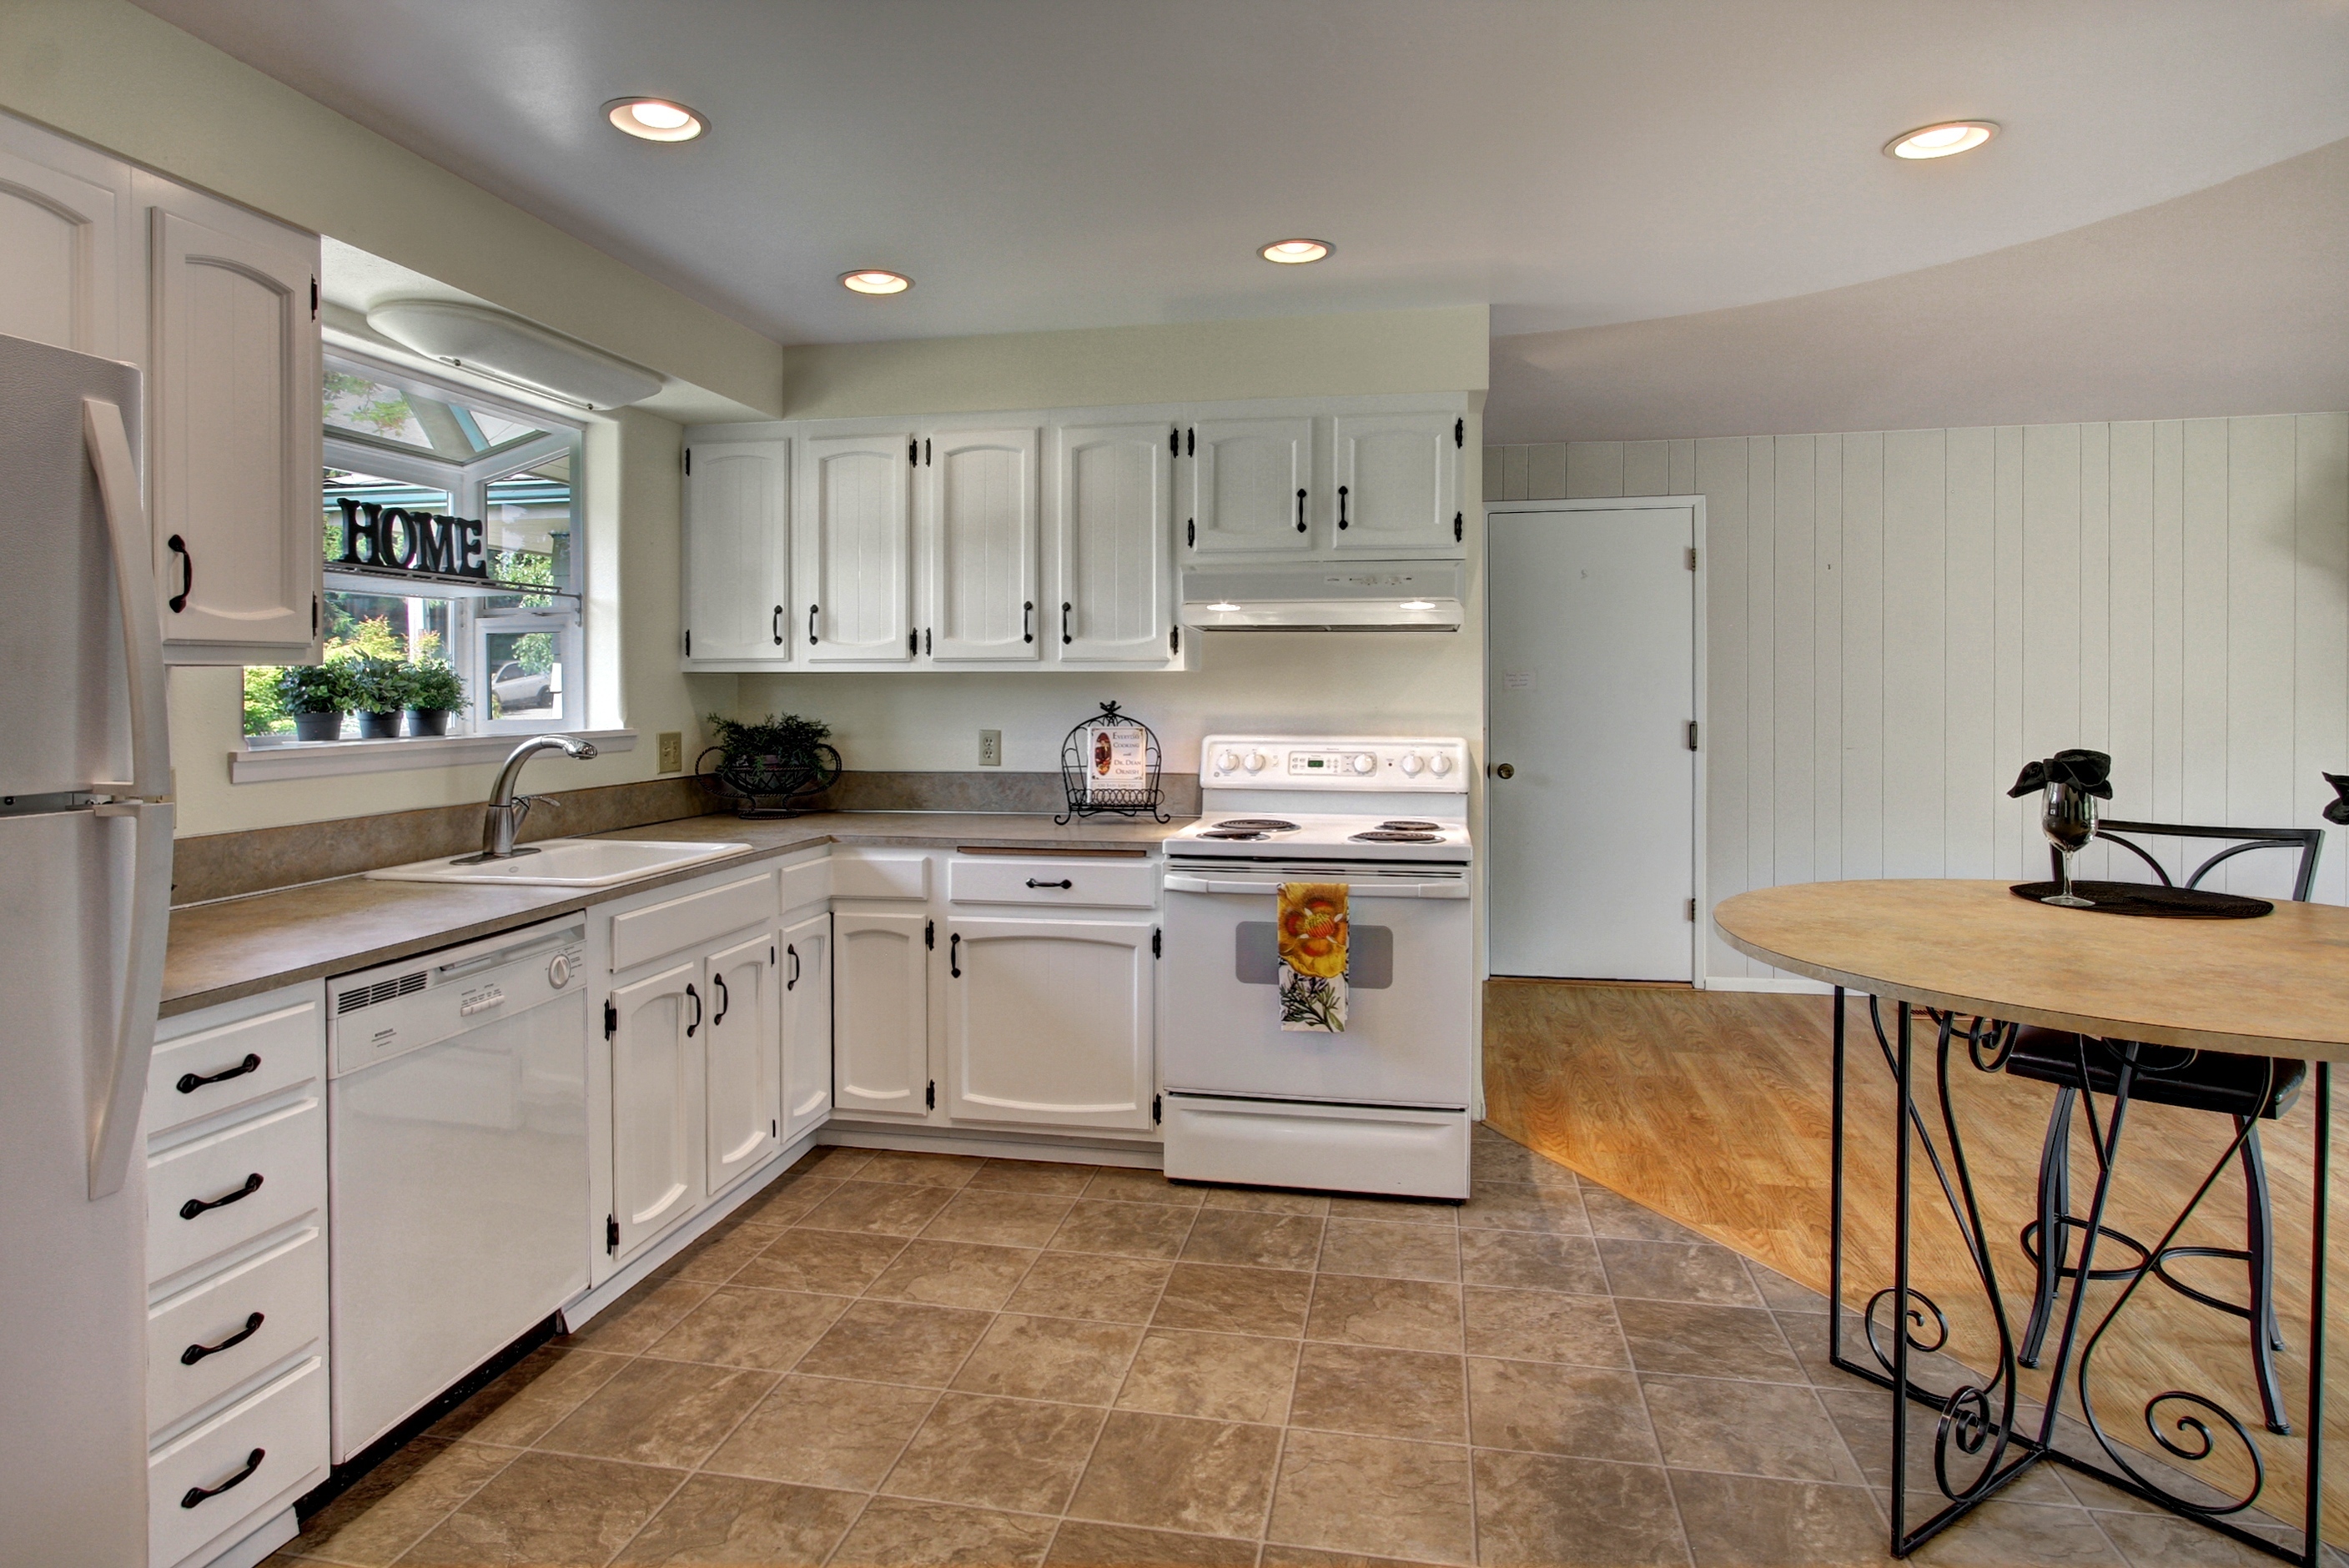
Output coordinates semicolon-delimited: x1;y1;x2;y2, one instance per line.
2041;781;2097;907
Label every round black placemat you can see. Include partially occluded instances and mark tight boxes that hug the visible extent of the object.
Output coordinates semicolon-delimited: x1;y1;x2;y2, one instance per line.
2009;881;2273;918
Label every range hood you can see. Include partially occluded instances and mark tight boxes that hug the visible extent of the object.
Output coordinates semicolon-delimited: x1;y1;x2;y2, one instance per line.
1181;560;1464;631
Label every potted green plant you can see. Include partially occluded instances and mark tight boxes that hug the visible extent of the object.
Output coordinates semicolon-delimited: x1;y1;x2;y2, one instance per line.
345;656;407;739
275;663;351;742
698;711;842;818
402;659;465;736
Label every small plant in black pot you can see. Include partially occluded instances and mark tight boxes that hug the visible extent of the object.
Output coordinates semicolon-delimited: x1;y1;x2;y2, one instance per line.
275;663;351;742
345;656;408;739
698;711;842;818
402;660;465;736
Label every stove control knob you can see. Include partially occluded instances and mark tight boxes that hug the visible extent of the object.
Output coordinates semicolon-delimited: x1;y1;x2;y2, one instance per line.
1429;752;1454;776
1243;751;1268;774
1215;750;1240;774
1351;753;1377;775
1400;753;1425;777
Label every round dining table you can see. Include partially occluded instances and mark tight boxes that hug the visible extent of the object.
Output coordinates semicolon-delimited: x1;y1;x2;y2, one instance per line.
1714;879;2339;1565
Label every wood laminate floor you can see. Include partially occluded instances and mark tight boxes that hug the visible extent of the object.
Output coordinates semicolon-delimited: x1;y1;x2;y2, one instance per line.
1482;977;2347;1546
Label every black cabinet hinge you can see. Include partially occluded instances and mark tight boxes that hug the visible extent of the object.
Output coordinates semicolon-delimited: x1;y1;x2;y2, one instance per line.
1151;927;1161;958
924;627;932;656
310;277;319;319
605;1214;619;1254
1169;427;1179;456
1186;428;1195;456
311;593;319;638
926;1081;937;1111
684;628;692;657
908;439;918;465
1169;625;1180;656
1186;519;1195;548
925;919;935;949
924;437;932;465
603;999;617;1038
1454;417;1465;447
772;1118;779;1137
908;629;918;655
683;447;691;475
1687;721;1700;751
1454;511;1463;543
1152;1094;1162;1123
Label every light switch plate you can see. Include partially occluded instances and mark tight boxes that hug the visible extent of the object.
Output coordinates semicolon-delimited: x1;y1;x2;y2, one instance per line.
657;732;683;772
978;729;1002;766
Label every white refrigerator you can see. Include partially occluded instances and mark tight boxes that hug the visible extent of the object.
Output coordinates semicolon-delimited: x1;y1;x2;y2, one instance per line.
0;334;176;1567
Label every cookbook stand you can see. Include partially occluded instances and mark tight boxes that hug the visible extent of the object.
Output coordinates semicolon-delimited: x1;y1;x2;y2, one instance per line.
1057;701;1168;825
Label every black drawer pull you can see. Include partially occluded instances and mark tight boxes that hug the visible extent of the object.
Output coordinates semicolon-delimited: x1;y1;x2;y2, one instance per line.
178;1053;260;1094
1025;878;1073;890
181;1312;264;1365
179;1173;263;1221
181;1448;263;1510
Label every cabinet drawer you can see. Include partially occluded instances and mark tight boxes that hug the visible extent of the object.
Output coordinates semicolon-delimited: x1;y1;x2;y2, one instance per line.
148;1228;325;1437
148;1355;327;1568
831;850;929;900
611;868;778;972
148;999;321;1140
949;857;1159;909
782;853;831;913
148;1099;324;1286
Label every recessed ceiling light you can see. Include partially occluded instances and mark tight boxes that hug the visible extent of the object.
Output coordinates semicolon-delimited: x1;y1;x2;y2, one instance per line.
1260;239;1332;265
1884;121;1997;159
605;98;707;143
839;269;913;295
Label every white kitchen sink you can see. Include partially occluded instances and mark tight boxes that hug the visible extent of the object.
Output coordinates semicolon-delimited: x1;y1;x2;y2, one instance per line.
365;837;752;887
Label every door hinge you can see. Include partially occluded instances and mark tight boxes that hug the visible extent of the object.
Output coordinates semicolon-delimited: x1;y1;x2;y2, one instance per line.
924;627;933;656
684;628;692;657
925;919;935;949
1153;1093;1162;1124
1186;519;1196;548
926;1081;937;1111
1169;427;1179;457
908;438;918;465
1687;897;1698;922
1151;927;1161;958
1169;625;1180;656
772;1119;778;1138
605;1214;619;1254
310;277;319;319
1687;721;1700;751
908;629;918;655
1186;427;1195;456
684;447;691;475
924;437;932;466
603;999;617;1038
311;593;319;639
1454;416;1464;448
1454;511;1464;543
770;944;777;965
1687;546;1698;571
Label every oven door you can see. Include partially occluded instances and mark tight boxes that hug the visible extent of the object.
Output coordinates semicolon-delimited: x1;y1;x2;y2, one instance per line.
1160;862;1473;1108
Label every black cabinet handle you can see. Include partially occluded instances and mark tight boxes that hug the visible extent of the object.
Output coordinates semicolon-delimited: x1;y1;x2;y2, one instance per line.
1061;602;1072;645
1337;485;1349;530
808;605;817;646
167;534;194;613
181;1312;264;1366
1295;489;1306;533
712;972;729;1026
1023;601;1034;644
181;1449;264;1510
1026;878;1073;890
179;1173;262;1221
787;943;800;990
772;605;784;646
949;932;961;977
177;1053;259;1095
685;983;702;1037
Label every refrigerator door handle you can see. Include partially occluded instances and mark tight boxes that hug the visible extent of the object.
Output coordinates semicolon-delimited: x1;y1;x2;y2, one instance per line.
83;395;171;802
89;797;172;1199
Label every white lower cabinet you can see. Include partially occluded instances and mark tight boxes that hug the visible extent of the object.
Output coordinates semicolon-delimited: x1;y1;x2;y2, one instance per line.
943;917;1156;1131
781;907;833;1140
703;930;782;1195
832;910;932;1118
607;957;706;1259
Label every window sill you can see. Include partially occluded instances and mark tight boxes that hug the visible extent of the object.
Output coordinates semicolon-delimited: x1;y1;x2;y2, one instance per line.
229;728;636;784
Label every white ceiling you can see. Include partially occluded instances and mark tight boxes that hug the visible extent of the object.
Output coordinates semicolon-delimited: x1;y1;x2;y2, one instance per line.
136;0;2349;348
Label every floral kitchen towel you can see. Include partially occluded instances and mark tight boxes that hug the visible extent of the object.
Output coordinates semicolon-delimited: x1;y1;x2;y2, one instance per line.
1278;881;1349;1032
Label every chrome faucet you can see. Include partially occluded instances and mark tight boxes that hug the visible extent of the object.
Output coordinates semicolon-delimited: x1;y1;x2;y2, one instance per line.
465;735;599;862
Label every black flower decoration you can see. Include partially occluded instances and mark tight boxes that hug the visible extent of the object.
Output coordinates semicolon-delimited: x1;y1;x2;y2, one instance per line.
2325;772;2349;826
2009;749;2114;800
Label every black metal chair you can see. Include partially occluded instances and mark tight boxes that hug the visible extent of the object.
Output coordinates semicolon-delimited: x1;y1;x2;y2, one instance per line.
2004;820;2322;1436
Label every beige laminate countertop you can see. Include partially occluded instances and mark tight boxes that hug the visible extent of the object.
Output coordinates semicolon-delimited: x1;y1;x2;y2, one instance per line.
163;812;1189;1018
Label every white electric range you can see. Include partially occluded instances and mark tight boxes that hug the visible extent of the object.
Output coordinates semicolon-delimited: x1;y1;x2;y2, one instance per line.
1159;736;1475;1199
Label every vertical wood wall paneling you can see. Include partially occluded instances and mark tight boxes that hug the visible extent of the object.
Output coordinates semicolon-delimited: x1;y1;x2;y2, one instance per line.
2226;416;2301;897
1944;427;1997;880
2075;425;2114;879
2180;419;2232;834
1839;434;1885;883
1623;440;1671;498
1525;442;1567;501
2151;422;2186;828
2021;423;2084;882
1812;440;1843;884
1990;427;2027;879
1695;438;1753;977
2297;415;2349;905
1772;436;1816;890
1745;440;1778;949
1880;430;1947;878
2104;423;2157;882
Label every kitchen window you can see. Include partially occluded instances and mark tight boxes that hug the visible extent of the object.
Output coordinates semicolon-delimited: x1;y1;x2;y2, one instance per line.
244;354;586;746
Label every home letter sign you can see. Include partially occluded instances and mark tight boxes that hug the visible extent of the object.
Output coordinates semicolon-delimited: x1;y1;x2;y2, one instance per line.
336;498;490;580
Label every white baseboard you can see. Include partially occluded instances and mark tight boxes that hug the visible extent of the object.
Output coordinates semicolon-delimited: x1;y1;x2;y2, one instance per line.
820;1122;1162;1168
1704;974;1834;994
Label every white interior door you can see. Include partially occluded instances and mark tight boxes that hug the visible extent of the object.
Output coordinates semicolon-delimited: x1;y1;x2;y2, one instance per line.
685;440;791;663
780;909;832;1140
1058;421;1174;662
1488;503;1698;981
831;911;929;1118
926;426;1038;661
702;930;779;1194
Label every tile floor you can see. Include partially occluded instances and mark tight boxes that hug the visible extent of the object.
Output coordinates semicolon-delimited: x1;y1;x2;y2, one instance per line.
264;1126;2326;1567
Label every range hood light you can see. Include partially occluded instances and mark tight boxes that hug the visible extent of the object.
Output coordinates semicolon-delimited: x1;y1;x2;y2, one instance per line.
1399;599;1435;611
1209;601;1240;613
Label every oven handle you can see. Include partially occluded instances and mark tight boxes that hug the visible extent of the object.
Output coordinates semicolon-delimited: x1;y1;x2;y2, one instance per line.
1162;873;1468;899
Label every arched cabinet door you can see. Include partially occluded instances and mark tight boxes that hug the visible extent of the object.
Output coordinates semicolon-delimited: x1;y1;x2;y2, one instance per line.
1057;422;1174;664
925;426;1039;663
831;911;931;1118
798;432;914;663
702;931;780;1196
1189;418;1314;558
0;117;130;359
684;440;792;666
608;958;705;1259
781;909;833;1142
942;917;1154;1132
1329;412;1459;555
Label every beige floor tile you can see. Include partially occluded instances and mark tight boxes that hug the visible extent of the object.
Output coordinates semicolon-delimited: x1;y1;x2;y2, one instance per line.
704;1374;938;1490
951;1313;1144;1404
1325;1193;1462;1227
1470;1449;1687;1568
727;1173;843;1229
1599;1237;1769;1306
1051;1199;1199;1259
1458;1181;1590;1236
922;1189;1078;1249
2090;1508;2287;1567
1268;1429;1475;1565
1456;1229;1607;1294
1069;1410;1283;1538
1642;1374;1861;1483
1813;1387;2077;1508
1117;1329;1300;1424
1615;1298;1807;1382
797;1179;957;1235
827;1495;1057;1567
396;1450;683;1566
1180;1209;1326;1271
883;1392;1108;1513
1904;1498;2125;1566
863;1239;1039;1309
1004;1252;1174;1324
1461;1286;1630;1367
1318;1219;1461;1282
1747;1259;1831;1314
429;1346;630;1447
1046;1520;1259;1566
1199;1185;1331;1216
609;1472;864;1565
1084;1168;1207;1206
969;1158;1100;1195
796;1146;873;1178
1305;1275;1465;1354
559;1278;714;1354
666;1219;784;1284
1466;1358;1657;1461
1669;1470;1889;1568
857;1149;987;1189
1258;1546;1426;1568
732;1228;907;1295
1154;1263;1315;1337
535;1357;777;1469
796;1299;993;1386
644;1284;848;1370
1290;1343;1467;1443
1580;1184;1710;1244
287;1437;513;1565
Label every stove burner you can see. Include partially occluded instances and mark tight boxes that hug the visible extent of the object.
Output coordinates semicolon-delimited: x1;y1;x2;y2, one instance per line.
1199;829;1270;841
1378;820;1443;832
1349;830;1442;843
1214;818;1298;832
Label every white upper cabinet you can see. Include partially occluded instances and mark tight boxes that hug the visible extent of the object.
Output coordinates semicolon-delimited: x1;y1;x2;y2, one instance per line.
1329;412;1461;554
0;115;131;359
942;917;1155;1132
923;426;1039;662
799;431;915;662
684;440;791;665
1189;417;1314;557
144;182;321;660
1058;421;1176;664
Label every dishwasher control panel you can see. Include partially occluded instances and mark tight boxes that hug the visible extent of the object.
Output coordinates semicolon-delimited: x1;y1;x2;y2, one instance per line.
329;917;587;1077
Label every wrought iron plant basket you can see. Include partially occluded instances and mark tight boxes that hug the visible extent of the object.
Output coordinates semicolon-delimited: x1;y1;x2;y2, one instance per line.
695;741;843;819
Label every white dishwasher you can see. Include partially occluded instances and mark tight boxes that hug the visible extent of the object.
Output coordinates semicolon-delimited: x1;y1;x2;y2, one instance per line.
326;916;591;1461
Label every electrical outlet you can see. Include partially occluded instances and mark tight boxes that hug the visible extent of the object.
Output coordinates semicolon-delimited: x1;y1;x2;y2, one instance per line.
978;729;1003;767
657;731;683;773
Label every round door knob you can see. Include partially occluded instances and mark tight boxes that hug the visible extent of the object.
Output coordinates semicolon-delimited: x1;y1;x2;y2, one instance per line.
1351;754;1376;775
547;953;571;988
1494;763;1516;780
1215;750;1240;773
1429;753;1453;776
1399;754;1425;776
1243;751;1268;773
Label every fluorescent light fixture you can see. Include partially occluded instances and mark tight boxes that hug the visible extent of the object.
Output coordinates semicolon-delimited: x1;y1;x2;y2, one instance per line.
1259;239;1332;264
840;269;913;295
1399;600;1436;611
605;98;707;143
1884;121;1997;159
